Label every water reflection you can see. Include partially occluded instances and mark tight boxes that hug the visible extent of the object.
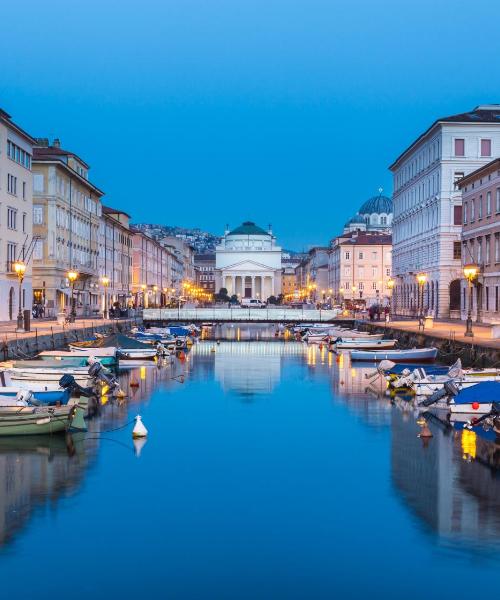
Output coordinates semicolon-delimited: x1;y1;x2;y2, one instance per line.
0;433;98;545
391;407;500;544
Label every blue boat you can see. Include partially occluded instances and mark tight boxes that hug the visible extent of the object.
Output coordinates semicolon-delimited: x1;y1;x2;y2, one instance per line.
0;387;71;406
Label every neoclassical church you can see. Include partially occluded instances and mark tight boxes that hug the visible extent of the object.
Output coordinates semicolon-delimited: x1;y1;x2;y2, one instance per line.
343;193;393;234
215;222;282;299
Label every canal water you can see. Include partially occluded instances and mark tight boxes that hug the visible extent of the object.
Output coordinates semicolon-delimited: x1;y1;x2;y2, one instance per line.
1;324;500;599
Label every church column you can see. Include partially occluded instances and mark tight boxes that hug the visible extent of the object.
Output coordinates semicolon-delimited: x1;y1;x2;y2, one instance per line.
231;276;236;295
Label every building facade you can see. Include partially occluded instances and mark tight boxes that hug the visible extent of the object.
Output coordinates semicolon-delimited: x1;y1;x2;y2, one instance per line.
194;253;216;294
215;222;282;299
32;139;103;317
0;109;35;321
131;229;173;307
295;247;330;303
328;231;392;305
458;159;500;323
158;235;195;285
390;105;500;318
99;206;133;311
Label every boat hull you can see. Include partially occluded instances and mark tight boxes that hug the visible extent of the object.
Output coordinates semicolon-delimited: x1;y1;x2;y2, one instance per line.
350;348;438;362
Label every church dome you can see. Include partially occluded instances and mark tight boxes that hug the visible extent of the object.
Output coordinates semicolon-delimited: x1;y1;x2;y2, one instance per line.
228;221;270;236
359;195;393;215
346;214;366;225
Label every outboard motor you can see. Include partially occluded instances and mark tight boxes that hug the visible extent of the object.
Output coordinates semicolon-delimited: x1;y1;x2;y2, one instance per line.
59;373;96;398
421;380;459;407
15;389;33;406
88;362;120;391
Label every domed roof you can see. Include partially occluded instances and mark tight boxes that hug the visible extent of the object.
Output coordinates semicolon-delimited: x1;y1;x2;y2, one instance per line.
359;195;393;215
347;214;366;225
228;221;270;236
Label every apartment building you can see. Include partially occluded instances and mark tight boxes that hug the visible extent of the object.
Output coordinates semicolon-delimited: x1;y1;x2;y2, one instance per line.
0;109;35;320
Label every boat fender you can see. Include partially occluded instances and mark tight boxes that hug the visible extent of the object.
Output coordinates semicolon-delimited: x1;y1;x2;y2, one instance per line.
133;415;148;438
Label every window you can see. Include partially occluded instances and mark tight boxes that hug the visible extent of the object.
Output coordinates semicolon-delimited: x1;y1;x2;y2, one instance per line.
33;239;43;260
33;205;43;224
372;282;377;290
463;202;468;224
478;195;483;219
486;235;491;264
6;140;31;169
478;238;483;263
7;208;17;230
481;139;492;157
496;287;499;312
486;286;489;311
471;198;475;221
7;174;17;195
358;282;364;290
358;252;364;259
372;252;377;259
345;251;350;260
487;191;492;215
22;213;26;233
22;182;26;200
386;268;391;276
454;205;462;225
33;174;44;192
454;138;465;156
372;267;377;277
497;188;500;213
380;216;387;225
6;243;17;272
496;234;500;262
453;241;461;260
454;172;465;187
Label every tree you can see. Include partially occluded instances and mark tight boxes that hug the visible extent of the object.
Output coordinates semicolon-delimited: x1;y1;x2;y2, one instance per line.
215;287;230;302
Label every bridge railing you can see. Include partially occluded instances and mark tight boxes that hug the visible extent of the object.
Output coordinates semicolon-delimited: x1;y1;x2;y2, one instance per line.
143;308;342;322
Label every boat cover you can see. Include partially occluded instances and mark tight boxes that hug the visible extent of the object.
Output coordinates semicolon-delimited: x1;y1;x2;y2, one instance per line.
71;334;152;350
385;363;449;376
454;381;500;404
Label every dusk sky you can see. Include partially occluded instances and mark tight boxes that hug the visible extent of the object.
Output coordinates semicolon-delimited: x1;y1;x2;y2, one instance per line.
1;0;499;249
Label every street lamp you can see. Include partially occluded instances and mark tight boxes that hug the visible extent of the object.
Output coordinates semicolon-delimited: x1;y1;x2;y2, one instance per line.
416;273;427;329
464;263;478;337
67;270;79;323
13;261;26;332
101;276;110;319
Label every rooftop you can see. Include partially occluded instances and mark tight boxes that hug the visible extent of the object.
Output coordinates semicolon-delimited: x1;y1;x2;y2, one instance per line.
228;221;270;236
0;108;37;145
457;157;500;188
359;194;392;215
336;231;392;246
390;104;500;169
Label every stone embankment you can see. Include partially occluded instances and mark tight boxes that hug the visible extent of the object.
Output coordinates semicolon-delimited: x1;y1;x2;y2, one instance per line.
0;319;136;361
357;320;500;368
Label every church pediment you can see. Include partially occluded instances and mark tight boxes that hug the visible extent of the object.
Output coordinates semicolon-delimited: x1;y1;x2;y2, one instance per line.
222;259;275;272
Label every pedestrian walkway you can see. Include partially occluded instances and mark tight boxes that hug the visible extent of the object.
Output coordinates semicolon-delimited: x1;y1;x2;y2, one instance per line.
361;317;500;350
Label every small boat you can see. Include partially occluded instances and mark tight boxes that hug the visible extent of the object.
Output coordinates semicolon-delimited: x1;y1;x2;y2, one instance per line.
335;339;397;350
0;399;85;436
422;381;500;417
40;348;117;366
4;366;93;386
70;334;158;361
350;347;438;363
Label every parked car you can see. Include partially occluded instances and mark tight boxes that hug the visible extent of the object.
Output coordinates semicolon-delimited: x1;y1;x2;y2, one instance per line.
241;298;267;308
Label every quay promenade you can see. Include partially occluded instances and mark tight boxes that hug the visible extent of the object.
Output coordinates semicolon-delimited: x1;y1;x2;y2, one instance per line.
0;316;137;360
359;317;500;366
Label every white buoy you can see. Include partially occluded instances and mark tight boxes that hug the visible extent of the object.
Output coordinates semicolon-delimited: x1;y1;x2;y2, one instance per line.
133;415;148;438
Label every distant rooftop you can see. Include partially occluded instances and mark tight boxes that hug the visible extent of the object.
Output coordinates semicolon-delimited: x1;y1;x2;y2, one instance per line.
33;138;90;169
336;231;392;246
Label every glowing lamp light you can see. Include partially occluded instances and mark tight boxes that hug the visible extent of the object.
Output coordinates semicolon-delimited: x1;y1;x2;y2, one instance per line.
416;273;427;286
463;264;478;281
387;278;394;290
14;261;26;277
101;276;110;286
67;270;78;283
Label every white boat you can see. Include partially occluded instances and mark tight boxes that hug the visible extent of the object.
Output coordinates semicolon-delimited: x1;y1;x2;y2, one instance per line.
350;347;438;363
117;348;158;360
423;381;500;418
335;339;397;350
40;348;117;366
4;367;92;386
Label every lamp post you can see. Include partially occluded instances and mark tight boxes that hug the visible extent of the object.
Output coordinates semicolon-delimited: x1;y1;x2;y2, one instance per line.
67;270;79;323
416;273;427;329
141;284;146;308
101;276;110;319
153;285;158;308
13;261;26;332
464;264;478;337
387;277;394;318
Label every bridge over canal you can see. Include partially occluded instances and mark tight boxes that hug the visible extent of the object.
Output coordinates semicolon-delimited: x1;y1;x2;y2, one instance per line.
143;308;352;325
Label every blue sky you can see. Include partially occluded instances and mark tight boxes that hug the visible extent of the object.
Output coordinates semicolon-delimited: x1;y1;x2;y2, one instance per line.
1;0;499;249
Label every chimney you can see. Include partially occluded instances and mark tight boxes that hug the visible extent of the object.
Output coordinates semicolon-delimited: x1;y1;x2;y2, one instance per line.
35;137;49;147
53;138;61;148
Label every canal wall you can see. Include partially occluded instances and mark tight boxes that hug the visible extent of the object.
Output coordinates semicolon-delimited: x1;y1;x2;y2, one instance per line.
356;320;500;368
0;319;136;361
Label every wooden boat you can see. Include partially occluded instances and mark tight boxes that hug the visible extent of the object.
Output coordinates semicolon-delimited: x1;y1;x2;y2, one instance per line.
70;334;158;361
40;349;116;366
350;347;438;363
335;339;396;350
4;367;92;386
0;402;85;436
